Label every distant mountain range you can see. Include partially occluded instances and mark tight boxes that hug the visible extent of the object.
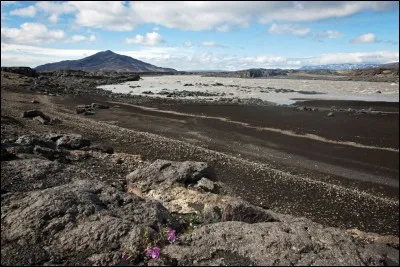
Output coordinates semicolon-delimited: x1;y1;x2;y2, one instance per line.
35;50;177;73
299;63;383;70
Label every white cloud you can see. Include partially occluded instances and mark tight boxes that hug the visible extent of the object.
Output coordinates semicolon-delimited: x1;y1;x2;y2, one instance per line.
300;51;398;65
201;41;217;47
7;1;392;33
350;33;377;44
201;41;227;48
69;1;140;31
35;1;76;23
71;35;86;42
4;1;395;33
2;43;398;71
7;2;76;22
1;23;65;45
125;32;164;46
184;41;193;48
69;34;96;43
258;1;397;23
216;24;231;32
88;34;96;42
130;1;250;31
129;1;396;31
316;30;343;39
268;23;312;37
10;5;37;17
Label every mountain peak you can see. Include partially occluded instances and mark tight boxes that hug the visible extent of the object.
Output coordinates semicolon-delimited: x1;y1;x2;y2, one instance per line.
102;50;115;54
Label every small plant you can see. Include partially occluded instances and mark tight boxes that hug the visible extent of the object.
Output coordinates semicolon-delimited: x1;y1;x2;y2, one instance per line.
166;228;176;243
184;213;203;234
145;247;161;259
137;224;178;262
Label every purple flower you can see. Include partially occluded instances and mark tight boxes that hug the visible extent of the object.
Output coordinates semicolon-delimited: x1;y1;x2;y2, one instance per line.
145;247;161;259
121;254;127;260
167;228;176;243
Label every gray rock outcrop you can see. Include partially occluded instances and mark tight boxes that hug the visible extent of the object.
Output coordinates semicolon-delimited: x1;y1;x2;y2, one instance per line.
163;220;398;266
1;179;174;266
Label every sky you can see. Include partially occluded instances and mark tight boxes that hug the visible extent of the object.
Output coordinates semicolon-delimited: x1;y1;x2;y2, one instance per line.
1;1;399;71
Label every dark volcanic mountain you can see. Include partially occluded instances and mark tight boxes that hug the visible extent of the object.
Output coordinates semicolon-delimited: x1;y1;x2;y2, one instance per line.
35;50;177;72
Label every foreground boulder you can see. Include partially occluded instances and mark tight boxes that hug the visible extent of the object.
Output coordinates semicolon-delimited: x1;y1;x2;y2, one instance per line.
163;220;398;266
126;159;215;191
126;160;280;222
1;179;174;266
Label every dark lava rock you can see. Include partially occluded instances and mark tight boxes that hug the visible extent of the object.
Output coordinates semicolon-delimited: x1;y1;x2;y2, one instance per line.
40;133;64;142
76;105;92;114
56;134;90;149
91;103;109;109
194;177;215;192
15;135;56;149
4;144;35;155
126;159;214;191
163;220;399;266
1;147;18;161
183;83;194;86
31;100;40;104
142;91;154;95
1;179;174;266
33;145;61;161
298;90;324;95
33;115;50;125
221;199;279;224
84;110;96;116
21;110;50;120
